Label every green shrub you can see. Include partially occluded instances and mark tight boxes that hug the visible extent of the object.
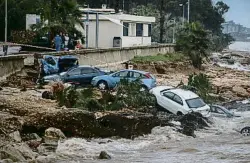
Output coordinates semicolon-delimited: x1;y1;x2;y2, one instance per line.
112;79;156;110
55;80;156;112
55;86;78;108
131;53;186;63
179;73;214;103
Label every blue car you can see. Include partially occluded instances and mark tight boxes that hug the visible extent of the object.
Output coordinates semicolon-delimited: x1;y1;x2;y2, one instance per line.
40;55;79;76
43;66;109;86
91;69;157;90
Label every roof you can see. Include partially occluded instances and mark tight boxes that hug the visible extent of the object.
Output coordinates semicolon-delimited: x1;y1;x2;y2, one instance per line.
169;89;199;100
119;69;149;74
84;14;155;23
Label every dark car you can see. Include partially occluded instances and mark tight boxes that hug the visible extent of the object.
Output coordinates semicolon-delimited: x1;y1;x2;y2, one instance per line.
43;66;110;86
209;105;241;118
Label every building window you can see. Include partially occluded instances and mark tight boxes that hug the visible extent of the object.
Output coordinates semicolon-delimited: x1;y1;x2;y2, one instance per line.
136;23;143;36
123;22;129;36
148;24;152;37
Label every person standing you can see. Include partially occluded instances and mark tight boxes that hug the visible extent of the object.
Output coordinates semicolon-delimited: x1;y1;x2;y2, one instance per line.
64;33;69;50
54;34;62;52
61;33;65;49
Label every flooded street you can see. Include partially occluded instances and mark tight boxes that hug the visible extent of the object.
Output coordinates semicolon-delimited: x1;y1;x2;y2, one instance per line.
51;114;250;163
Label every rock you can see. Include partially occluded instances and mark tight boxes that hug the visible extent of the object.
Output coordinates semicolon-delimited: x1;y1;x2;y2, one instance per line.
232;86;249;97
0;143;38;161
98;151;111;160
227;59;235;65
0;145;26;162
8;131;22;143
44;127;66;140
42;91;54;100
0;159;14;163
240;58;250;65
37;142;58;155
21;133;42;150
35;155;57;163
21;133;42;142
12;143;38;160
247;88;250;93
0;112;23;135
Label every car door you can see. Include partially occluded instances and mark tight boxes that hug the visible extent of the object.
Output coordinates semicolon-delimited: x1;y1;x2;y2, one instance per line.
64;68;81;84
210;106;228;118
159;91;176;113
111;70;130;84
80;67;100;85
172;94;185;114
129;71;143;83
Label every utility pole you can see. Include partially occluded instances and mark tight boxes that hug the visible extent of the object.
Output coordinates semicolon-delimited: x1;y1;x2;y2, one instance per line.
86;4;89;49
95;13;99;49
3;0;8;56
172;18;176;43
187;0;190;23
122;0;124;11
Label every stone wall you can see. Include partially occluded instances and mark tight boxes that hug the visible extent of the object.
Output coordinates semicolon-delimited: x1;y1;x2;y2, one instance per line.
0;55;26;81
38;44;175;70
1;44;175;79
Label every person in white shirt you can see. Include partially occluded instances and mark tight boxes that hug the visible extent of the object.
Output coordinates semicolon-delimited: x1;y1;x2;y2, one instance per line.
64;33;69;49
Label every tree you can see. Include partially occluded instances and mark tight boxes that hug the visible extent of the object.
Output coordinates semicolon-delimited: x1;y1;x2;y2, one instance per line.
176;22;210;69
0;0;43;41
31;0;84;45
130;4;182;43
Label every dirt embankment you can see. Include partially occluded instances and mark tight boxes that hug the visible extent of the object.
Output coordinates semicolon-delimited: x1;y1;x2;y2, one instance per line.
133;61;250;101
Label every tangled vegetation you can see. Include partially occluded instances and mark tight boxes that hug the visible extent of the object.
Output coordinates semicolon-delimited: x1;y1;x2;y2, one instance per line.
178;73;214;103
54;80;156;112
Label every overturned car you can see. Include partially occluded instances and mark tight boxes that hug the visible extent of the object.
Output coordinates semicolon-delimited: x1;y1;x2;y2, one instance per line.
39;55;79;76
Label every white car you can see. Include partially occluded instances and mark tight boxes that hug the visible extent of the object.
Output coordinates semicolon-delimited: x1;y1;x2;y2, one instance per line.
150;86;211;117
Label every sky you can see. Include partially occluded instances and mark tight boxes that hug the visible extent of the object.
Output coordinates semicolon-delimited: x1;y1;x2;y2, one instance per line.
213;0;250;28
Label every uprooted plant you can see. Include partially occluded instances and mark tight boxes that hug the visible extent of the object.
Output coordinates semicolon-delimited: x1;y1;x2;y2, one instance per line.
178;73;214;103
53;80;156;113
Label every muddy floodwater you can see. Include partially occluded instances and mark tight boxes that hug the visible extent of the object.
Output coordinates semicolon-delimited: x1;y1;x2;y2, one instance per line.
48;113;250;163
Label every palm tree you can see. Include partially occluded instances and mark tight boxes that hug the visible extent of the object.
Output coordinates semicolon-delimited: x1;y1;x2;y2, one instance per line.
31;0;83;45
176;22;210;69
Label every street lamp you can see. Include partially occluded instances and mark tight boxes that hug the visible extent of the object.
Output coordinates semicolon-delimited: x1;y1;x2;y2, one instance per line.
179;4;185;26
84;4;90;49
170;18;176;43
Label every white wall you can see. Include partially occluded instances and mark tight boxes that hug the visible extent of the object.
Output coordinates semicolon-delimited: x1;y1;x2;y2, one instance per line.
122;37;151;47
85;20;152;48
87;21;123;48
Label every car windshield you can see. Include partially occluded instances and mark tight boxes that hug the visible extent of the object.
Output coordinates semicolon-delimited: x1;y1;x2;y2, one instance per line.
186;97;206;109
220;106;234;116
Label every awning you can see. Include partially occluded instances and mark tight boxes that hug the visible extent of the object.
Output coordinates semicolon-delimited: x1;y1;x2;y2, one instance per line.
99;15;125;27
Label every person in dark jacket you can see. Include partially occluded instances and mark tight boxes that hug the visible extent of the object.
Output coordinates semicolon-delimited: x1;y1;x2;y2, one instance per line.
54;34;62;51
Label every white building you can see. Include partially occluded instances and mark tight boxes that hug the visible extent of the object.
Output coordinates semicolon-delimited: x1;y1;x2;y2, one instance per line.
81;11;155;48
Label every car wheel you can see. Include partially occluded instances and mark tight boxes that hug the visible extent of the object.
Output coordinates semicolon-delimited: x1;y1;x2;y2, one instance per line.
97;81;108;90
241;127;250;136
